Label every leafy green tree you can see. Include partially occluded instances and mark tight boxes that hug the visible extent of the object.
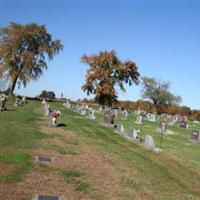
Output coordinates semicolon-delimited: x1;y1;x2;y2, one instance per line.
39;90;56;100
81;50;140;106
0;22;63;95
141;77;182;107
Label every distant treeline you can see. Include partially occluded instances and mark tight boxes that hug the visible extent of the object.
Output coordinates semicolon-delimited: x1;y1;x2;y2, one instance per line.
81;98;200;121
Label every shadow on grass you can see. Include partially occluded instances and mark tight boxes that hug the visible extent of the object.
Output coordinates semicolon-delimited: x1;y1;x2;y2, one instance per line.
57;123;67;127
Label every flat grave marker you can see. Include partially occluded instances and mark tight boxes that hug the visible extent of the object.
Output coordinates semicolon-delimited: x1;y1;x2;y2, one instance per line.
33;194;60;200
36;155;53;163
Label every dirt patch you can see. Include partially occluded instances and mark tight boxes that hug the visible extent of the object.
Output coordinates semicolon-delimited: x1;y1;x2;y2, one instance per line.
0;162;18;177
1;170;89;200
29;125;123;199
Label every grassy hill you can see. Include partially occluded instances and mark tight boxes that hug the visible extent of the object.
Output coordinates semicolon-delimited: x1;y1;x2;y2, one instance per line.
0;99;200;200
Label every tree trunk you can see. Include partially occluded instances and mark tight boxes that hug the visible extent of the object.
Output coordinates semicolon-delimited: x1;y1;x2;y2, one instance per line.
9;76;18;96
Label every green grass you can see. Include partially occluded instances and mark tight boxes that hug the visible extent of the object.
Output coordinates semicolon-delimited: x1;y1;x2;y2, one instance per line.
60;170;84;179
0;150;32;182
75;181;92;193
0;98;48;149
50;102;200;200
0;150;31;166
1;99;200;199
60;169;91;193
0;99;48;183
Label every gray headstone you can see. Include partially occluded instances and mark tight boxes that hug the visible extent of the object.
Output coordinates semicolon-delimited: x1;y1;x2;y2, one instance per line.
144;135;155;149
127;129;133;137
190;130;200;142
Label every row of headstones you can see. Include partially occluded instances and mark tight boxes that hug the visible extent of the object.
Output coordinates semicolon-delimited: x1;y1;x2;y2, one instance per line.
136;113;191;130
115;124;162;153
14;96;26;107
0;94;26;111
134;110;192;128
42;99;61;127
63;101;96;120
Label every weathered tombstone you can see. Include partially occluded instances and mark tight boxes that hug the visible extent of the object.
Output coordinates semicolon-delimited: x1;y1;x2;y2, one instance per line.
45;104;50;117
190;130;200;143
21;96;26;104
180;120;188;129
0;93;8;111
144;135;162;153
122;110;128;119
104;109;115;125
157;115;167;132
14;97;20;107
42;99;46;106
75;104;80;113
124;129;140;143
133;129;139;140
161;122;166;132
116;124;125;133
89;110;95;119
167;120;175;126
135;115;143;125
148;113;156;122
127;129;134;137
144;135;155;149
63;100;71;109
193;120;200;124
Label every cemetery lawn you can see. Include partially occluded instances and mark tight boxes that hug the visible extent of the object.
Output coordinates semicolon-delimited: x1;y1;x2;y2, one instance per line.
0;100;200;200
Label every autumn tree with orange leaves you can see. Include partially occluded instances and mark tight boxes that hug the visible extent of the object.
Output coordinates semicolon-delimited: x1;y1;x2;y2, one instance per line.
81;50;140;106
0;22;63;95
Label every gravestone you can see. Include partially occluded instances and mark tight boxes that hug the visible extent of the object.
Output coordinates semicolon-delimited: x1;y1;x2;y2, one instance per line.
33;194;59;200
124;129;139;143
161;122;166;132
190;130;200;143
116;124;125;133
180;120;188;129
127;129;134;137
144;135;155;149
42;99;46;106
148;113;156;122
45;104;50;117
167;120;175;126
135;115;143;125
0;93;8;111
133;129;139;140
157;122;166;132
89;110;95;119
122;110;128;119
36;156;53;163
104;109;115;124
14;97;20;107
21;96;26;104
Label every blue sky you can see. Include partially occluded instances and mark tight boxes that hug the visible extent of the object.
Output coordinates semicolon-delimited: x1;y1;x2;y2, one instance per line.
1;0;200;109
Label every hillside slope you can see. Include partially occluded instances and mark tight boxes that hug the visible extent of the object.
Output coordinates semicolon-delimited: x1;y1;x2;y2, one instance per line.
0;100;200;200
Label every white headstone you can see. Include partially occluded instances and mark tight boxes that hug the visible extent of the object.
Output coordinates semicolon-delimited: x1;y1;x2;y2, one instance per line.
144;135;155;149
